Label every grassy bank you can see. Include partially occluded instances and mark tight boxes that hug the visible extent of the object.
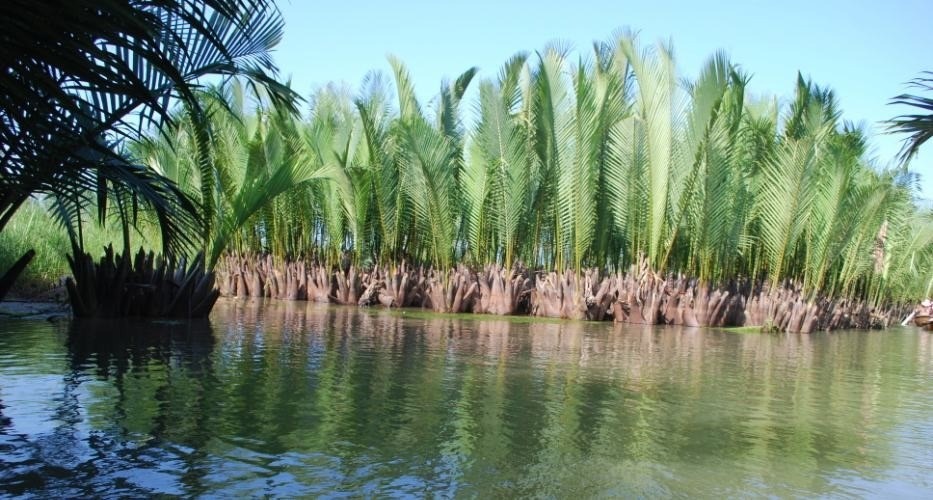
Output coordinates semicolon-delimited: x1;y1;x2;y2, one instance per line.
0;199;161;299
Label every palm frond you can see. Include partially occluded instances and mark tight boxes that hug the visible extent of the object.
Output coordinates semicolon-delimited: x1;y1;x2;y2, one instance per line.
887;72;933;163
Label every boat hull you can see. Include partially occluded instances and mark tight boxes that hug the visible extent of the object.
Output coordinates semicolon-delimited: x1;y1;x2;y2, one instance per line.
914;314;932;331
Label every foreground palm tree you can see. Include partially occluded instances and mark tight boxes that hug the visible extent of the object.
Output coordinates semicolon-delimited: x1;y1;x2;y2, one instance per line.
0;0;297;303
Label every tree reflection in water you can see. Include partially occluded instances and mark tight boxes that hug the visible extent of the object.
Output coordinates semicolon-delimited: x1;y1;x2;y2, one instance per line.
0;299;930;497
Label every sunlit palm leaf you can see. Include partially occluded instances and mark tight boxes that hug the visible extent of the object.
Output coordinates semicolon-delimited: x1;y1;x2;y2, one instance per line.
887;73;933;163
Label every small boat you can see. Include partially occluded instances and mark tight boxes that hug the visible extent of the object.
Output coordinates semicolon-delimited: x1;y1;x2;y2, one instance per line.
913;300;933;330
914;314;932;331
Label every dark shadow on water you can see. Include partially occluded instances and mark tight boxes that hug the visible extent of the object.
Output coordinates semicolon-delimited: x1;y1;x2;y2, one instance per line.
66;318;216;377
67;318;220;495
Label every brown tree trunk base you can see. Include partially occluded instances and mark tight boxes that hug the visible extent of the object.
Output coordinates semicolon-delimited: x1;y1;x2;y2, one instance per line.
424;265;477;313
474;265;531;316
358;263;424;308
333;266;361;305
213;253;909;332
66;245;218;318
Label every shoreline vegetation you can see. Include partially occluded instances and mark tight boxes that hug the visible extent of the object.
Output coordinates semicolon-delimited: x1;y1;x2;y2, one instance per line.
113;33;933;329
1;16;930;329
213;254;911;333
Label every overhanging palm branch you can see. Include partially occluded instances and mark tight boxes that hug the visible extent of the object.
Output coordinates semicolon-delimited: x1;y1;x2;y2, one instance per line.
888;72;933;163
0;0;298;256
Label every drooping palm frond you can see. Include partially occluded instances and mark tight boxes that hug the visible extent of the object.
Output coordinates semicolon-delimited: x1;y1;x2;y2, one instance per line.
206;110;349;268
462;55;534;266
758;139;821;288
388;55;422;122
134;79;346;269
498;56;537;267
587;41;633;266
599;37;637;261
887;72;933;163
437;67;480;143
0;0;298;256
43;130;203;257
756;77;838;289
879;208;933;301
563;48;630;271
803;127;868;294
355;73;403;264
299;86;360;263
461;82;496;263
678;55;751;281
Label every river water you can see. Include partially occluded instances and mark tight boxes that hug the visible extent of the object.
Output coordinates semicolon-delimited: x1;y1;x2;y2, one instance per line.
1;299;931;497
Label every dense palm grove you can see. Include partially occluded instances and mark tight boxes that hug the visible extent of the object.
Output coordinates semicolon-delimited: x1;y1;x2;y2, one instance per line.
0;1;929;329
130;33;930;330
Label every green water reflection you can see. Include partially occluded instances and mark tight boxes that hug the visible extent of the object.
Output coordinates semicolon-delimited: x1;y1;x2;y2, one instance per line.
0;299;931;497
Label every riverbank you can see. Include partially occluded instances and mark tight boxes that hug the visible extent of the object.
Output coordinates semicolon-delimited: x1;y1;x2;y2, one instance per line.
1;254;913;331
215;255;912;333
0;299;70;320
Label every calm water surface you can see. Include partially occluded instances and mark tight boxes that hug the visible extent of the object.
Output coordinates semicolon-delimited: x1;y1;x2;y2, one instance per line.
1;299;931;497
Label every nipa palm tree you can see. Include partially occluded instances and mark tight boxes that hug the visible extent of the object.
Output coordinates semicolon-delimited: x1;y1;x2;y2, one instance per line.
124;31;932;320
0;0;298;301
888;72;933;163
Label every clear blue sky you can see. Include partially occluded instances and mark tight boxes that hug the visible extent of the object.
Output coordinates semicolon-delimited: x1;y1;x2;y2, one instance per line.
273;0;933;200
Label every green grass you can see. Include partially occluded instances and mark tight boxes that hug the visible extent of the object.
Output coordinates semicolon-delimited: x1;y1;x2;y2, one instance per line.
0;199;162;298
0;202;71;295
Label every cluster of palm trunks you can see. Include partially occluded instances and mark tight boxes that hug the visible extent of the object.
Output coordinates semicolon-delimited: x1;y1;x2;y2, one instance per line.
66;246;220;318
216;254;909;333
